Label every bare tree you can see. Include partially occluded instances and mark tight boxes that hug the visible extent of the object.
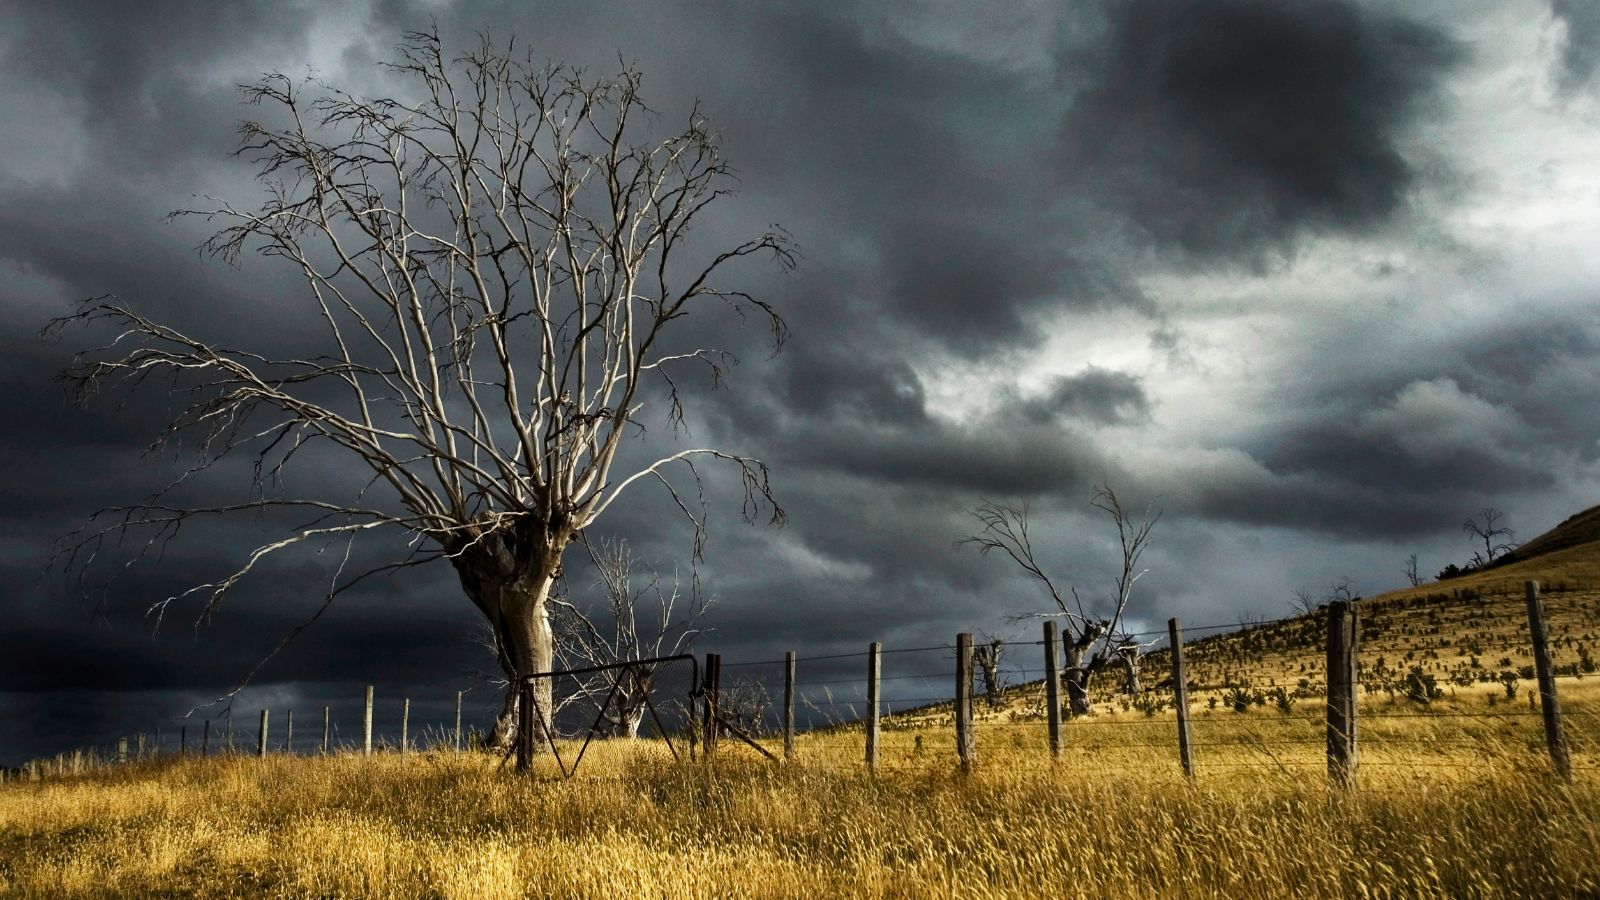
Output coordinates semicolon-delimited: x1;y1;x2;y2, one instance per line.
961;486;1160;716
1463;507;1516;567
1403;553;1421;587
46;30;792;753
552;537;708;738
973;634;1006;709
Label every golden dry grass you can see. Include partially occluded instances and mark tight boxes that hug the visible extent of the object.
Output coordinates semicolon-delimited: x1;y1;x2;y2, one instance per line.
8;547;1600;897
3;701;1598;900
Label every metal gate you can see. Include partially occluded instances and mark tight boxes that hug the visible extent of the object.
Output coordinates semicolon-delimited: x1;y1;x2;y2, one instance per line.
514;654;700;776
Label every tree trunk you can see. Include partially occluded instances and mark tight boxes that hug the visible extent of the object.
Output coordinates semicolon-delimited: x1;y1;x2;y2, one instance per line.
1062;635;1098;717
451;534;566;755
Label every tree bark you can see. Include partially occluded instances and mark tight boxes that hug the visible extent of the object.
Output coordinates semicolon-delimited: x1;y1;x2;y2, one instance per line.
1062;631;1100;717
451;531;567;754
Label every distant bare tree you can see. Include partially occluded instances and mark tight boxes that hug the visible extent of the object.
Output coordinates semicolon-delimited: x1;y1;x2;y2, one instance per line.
973;634;1006;709
553;537;708;738
1463;508;1516;567
1289;588;1321;616
47;30;791;755
961;485;1160;716
1403;553;1421;587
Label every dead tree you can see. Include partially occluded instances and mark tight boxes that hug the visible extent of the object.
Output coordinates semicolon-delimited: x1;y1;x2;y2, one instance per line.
1463;508;1516;567
46;30;791;752
962;486;1160;716
973;636;1006;709
552;537;708;738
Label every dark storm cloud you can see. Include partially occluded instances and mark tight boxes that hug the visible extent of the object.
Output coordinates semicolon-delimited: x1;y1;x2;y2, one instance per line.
1013;368;1152;425
0;0;1591;765
1554;0;1600;91
1060;0;1460;260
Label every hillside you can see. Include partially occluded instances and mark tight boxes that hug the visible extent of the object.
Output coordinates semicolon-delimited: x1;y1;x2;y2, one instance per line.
1489;502;1600;569
880;509;1600;727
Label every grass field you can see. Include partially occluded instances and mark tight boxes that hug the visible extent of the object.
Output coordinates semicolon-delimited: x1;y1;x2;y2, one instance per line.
8;531;1600;897
2;691;1598;899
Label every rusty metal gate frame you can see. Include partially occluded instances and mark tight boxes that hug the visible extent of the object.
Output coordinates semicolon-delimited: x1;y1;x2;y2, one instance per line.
512;653;701;777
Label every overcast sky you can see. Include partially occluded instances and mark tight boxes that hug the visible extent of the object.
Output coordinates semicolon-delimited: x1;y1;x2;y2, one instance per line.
3;0;1600;764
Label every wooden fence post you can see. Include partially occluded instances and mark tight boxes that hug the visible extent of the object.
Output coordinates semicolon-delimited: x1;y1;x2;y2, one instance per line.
1169;618;1194;778
784;651;797;762
258;709;269;758
1325;600;1358;789
1043;620;1062;759
202;720;210;757
180;726;188;757
401;698;410;755
956;633;975;771
322;706;330;755
363;685;374;757
703;653;722;755
455;691;464;752
1525;580;1572;780
866;642;882;771
117;737;128;764
515;679;532;772
286;709;294;755
225;719;233;752
136;733;145;759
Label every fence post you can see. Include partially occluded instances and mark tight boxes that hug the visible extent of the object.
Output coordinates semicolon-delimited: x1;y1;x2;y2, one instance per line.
455;691;464;752
363;685;374;757
1043;621;1062;759
322;706;330;755
225;719;233;753
784;651;797;762
1525;580;1572;780
286;709;294;755
1169;617;1194;779
516;679;532;772
401;698;410;755
117;737;128;764
136;733;145;759
1325;600;1358;789
180;726;188;757
258;709;269;758
956;632;975;771
703;653;722;755
202;720;210;757
866;642;882;771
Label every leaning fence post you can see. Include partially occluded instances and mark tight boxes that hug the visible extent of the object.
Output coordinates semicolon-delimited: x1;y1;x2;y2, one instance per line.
956;632;975;771
455;691;464;752
1325;600;1358;789
258;709;269;759
1043;621;1062;759
784;651;797;762
363;685;374;757
516;678;533;772
866;642;882;771
322;706;330;755
286;709;294;755
1169;617;1194;778
1525;580;1572;780
401;698;410;755
703;653;722;756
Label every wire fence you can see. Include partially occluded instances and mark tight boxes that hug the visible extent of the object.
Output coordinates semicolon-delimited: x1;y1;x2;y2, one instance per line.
7;581;1599;785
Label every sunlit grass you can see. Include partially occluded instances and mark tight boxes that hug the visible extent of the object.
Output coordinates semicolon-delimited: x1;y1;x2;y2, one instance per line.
2;700;1597;899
